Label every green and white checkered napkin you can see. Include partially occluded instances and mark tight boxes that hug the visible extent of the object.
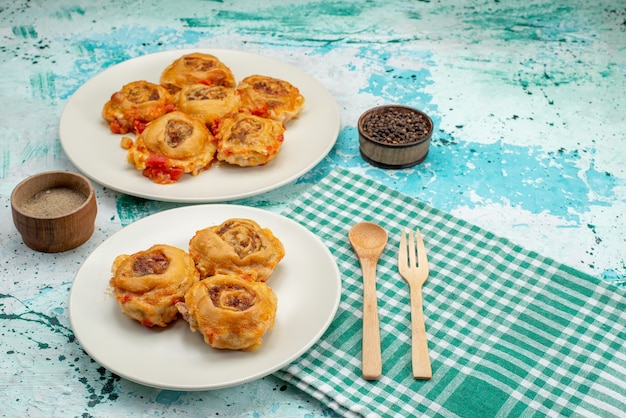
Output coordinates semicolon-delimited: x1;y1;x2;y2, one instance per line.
275;168;626;418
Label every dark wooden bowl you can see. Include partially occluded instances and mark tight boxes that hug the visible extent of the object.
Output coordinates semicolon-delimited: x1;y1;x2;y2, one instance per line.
358;105;433;169
11;171;97;253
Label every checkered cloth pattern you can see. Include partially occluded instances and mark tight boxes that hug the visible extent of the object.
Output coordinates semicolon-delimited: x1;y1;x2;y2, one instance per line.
275;168;626;418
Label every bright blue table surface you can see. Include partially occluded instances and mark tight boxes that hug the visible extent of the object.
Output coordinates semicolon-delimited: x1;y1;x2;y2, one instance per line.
1;1;624;416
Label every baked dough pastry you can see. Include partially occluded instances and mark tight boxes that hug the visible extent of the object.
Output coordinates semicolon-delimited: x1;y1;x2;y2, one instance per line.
237;75;305;124
176;84;241;128
123;111;217;184
214;113;285;167
176;273;277;350
102;80;174;134
110;244;199;327
188;218;285;282
160;52;236;95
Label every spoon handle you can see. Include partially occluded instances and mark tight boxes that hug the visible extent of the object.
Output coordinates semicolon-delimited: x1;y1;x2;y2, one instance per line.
360;257;382;380
410;285;432;379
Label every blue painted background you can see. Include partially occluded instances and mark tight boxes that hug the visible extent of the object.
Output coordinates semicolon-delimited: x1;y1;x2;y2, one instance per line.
1;0;624;416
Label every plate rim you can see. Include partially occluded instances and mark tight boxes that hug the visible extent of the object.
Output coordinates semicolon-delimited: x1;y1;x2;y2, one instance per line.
59;48;340;203
68;204;342;390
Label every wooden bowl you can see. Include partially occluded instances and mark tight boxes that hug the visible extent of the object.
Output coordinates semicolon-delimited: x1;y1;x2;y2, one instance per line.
358;105;433;169
11;171;98;253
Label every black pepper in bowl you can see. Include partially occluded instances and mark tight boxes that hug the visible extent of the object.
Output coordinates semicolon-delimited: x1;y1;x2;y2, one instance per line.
357;105;434;169
361;107;431;145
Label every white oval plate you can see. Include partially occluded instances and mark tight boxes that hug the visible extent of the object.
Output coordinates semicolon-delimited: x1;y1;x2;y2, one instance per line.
69;204;341;390
59;49;340;202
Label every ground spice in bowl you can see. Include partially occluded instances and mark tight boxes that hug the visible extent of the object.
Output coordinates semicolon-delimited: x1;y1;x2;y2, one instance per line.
11;170;98;252
357;105;433;169
20;187;87;218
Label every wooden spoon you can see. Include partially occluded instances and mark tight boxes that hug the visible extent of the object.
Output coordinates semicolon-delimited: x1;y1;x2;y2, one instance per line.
349;222;388;380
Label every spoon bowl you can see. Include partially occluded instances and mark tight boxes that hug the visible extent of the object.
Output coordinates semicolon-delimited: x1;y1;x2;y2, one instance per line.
349;222;388;257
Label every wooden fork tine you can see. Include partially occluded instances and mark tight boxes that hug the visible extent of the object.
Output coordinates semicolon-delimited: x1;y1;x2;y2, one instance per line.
408;229;417;270
415;229;428;275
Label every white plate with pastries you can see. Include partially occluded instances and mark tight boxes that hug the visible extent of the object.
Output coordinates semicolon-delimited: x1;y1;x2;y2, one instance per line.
59;49;340;202
69;204;342;390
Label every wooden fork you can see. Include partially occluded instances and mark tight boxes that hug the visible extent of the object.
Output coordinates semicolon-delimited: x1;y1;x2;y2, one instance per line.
398;228;432;380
